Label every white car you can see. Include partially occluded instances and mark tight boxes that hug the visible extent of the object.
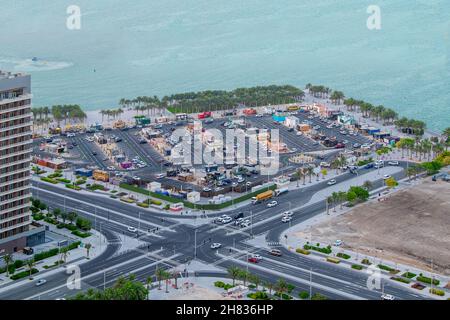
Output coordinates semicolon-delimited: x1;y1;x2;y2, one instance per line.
387;161;399;166
235;218;244;226
383;175;391;180
240;220;251;228
327;179;337;185
283;211;293;217
381;294;395;300
156;173;165;179
252;254;263;261
296;131;303;136
281;216;292;223
35;279;47;286
334;240;343;246
267;201;278;208
222;217;232;224
210;243;222;249
127;226;137;233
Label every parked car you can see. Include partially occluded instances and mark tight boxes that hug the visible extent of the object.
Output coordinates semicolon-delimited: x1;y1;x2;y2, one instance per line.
211;243;222;249
334;240;343;246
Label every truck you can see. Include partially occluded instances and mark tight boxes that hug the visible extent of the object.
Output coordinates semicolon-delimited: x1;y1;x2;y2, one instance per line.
92;169;109;182
274;187;289;197
287;105;299;111
251;190;274;204
243;108;256;115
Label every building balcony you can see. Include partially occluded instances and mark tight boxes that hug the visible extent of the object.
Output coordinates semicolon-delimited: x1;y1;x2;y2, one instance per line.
0;206;31;223
0;93;32;105
0;219;31;234
0;175;31;188
0;166;30;179
0;121;32;133
0;147;33;161
0;130;32;142
0;113;32;124
0;156;31;170
0;139;32;152
0;193;31;207
0;184;30;198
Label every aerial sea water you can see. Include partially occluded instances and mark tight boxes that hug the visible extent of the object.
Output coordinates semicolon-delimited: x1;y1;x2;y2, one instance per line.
0;0;449;130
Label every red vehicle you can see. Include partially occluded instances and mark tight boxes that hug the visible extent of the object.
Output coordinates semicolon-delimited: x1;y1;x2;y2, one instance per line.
248;257;258;263
335;143;345;149
198;111;212;119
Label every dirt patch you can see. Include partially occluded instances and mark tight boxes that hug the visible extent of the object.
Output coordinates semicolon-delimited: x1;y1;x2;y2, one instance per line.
298;178;450;275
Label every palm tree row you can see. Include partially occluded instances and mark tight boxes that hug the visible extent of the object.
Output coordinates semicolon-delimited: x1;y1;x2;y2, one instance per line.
305;84;332;98
99;108;124;122
227;266;294;299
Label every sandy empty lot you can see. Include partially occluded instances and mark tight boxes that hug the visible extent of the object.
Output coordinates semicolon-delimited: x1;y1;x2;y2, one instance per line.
296;178;450;275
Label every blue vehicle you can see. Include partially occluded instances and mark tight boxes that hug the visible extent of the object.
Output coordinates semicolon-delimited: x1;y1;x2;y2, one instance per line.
364;163;374;169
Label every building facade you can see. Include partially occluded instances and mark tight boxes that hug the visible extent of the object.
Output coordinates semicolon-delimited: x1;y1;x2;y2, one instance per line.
0;70;42;254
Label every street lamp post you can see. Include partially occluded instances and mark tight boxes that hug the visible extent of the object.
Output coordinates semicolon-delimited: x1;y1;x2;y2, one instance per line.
194;229;198;258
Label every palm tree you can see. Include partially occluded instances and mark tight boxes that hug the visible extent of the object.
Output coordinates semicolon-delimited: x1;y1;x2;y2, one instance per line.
266;281;274;296
331;192;339;212
276;278;288;300
3;253;13;277
337;191;347;209
326;196;333;215
146;276;153;300
249;274;261;290
53;208;62;221
306;166;314;183
172;270;179;289
164;270;171;293
85;243;92;259
238;270;249;286
67;211;77;225
155;267;165;290
227;266;240;286
362;180;373;191
26;259;36;280
59;247;70;265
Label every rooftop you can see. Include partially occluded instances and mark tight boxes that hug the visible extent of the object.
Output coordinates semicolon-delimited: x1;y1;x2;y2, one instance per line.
0;70;28;81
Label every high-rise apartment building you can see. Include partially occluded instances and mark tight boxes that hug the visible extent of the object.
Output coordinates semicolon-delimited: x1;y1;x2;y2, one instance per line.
0;70;43;254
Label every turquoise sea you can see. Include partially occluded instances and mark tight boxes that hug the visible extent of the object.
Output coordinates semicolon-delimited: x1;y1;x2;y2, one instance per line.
1;0;449;130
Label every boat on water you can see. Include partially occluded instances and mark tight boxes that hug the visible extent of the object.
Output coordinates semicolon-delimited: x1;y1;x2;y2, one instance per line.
31;57;38;62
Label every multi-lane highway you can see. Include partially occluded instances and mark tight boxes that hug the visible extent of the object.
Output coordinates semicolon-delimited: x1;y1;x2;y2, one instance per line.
0;159;431;301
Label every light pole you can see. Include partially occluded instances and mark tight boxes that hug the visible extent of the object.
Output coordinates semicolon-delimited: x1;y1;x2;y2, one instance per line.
194;229;198;258
309;267;312;300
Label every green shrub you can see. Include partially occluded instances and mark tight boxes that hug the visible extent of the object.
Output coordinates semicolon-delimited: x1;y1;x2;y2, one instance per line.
72;230;91;238
299;291;310;299
351;264;363;270
34;248;59;262
40;177;58;184
377;264;399;274
391;277;411;284
429;288;445;296
76;217;92;231
303;244;332;254
214;281;225;288
336;252;351;259
361;258;371;265
57;178;71;183
326;257;340;264
10;268;39;280
311;293;328;300
274;292;293;300
65;184;81;191
401;272;416;279
416;276;439;286
247;291;269;300
296;248;310;255
137;202;149;208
